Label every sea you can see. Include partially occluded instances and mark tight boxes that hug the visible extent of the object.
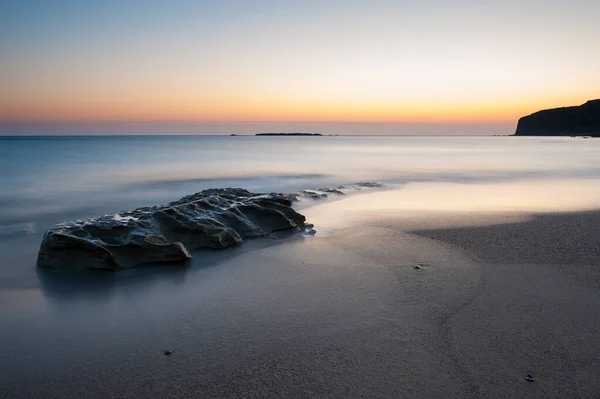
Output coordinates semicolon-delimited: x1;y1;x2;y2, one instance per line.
1;134;600;396
2;134;600;273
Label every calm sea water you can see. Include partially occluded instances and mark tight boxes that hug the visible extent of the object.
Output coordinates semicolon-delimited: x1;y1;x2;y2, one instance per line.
2;134;600;397
2;135;600;226
1;134;600;276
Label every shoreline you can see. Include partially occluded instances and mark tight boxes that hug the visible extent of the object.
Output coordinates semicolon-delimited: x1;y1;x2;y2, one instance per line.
1;188;600;398
409;210;600;398
410;210;600;264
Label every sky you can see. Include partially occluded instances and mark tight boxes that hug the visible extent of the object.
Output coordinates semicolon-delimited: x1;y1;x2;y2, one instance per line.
1;0;599;135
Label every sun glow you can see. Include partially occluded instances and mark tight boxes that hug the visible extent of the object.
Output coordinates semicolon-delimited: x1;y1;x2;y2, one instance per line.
1;1;599;132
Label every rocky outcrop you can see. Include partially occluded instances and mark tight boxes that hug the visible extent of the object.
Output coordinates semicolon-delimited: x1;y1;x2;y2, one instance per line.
255;133;322;136
515;99;600;136
290;183;383;200
37;188;307;270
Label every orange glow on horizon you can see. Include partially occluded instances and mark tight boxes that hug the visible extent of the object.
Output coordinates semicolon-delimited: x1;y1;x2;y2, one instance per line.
0;86;593;124
1;94;595;125
2;1;599;131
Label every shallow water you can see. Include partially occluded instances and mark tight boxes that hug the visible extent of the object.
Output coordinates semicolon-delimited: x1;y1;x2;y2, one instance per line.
1;135;600;278
2;135;600;226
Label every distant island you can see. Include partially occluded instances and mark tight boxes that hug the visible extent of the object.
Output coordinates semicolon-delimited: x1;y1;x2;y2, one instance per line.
256;133;323;136
515;99;600;136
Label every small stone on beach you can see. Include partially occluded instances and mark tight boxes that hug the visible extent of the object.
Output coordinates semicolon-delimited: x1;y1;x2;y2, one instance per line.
164;349;172;356
525;374;535;382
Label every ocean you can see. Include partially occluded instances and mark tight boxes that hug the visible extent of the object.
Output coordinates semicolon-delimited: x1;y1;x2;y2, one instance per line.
2;134;600;277
1;134;600;397
3;135;600;225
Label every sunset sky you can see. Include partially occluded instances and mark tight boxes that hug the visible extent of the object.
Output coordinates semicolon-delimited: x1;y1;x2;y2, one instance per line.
1;0;599;135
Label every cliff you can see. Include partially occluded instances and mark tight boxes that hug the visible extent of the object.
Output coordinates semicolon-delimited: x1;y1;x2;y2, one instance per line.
515;99;600;136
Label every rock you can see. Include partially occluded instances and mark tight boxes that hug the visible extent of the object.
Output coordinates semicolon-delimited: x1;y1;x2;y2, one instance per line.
297;190;329;199
515;99;600;136
524;374;535;382
317;188;345;195
285;183;383;202
164;349;172;355
37;188;307;270
355;182;385;188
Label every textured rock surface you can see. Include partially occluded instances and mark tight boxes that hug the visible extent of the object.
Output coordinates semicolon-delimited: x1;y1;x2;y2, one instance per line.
37;188;307;270
289;183;383;201
515;99;600;136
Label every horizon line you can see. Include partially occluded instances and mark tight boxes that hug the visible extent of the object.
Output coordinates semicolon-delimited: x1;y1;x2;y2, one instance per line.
0;119;516;125
0;133;514;137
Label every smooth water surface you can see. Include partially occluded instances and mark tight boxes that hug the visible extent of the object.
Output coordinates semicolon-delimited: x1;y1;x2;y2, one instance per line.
1;135;600;276
2;135;600;225
0;134;598;283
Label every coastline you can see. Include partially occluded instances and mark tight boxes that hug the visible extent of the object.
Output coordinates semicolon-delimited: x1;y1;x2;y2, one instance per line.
1;188;599;398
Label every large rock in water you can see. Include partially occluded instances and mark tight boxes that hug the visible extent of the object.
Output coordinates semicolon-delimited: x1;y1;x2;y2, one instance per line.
37;188;307;270
515;99;600;136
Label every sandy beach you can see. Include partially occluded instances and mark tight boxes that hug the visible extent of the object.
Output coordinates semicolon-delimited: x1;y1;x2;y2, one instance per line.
410;211;600;398
0;188;598;398
3;0;600;396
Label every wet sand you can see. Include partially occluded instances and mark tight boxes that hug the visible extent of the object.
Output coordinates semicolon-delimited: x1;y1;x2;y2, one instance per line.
411;212;600;398
1;194;599;398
